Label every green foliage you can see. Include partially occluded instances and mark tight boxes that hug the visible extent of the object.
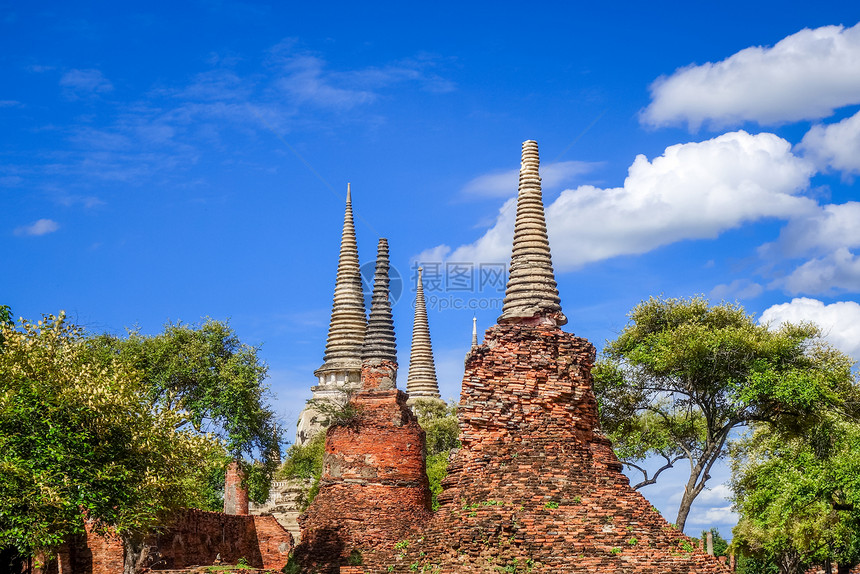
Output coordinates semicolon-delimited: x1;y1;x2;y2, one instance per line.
425;452;449;511
281;554;302;574
731;415;860;573
0;305;12;346
734;553;779;574
347;548;363;565
593;295;855;531
83;318;282;504
413;399;459;510
306;391;363;429
412;399;460;455
276;431;326;511
0;313;219;559
544;501;559;509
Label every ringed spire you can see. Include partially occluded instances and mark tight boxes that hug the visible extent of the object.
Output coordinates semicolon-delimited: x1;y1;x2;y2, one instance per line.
362;238;397;363
497;140;567;326
406;267;441;401
316;183;368;373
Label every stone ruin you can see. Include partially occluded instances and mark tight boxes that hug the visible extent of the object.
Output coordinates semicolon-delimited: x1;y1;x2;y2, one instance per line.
289;140;732;573
255;188;444;542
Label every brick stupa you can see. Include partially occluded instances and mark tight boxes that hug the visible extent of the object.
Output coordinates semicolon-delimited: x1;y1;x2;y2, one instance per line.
294;142;729;573
406;267;443;405
296;184;367;445
295;239;432;570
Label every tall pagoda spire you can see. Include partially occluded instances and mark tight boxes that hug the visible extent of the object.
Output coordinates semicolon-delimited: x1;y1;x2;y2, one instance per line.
497;140;567;326
317;183;367;372
361;238;398;391
406;267;441;402
298;184;366;445
471;316;478;349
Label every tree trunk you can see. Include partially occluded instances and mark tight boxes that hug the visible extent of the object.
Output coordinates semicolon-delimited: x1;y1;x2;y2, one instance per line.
122;534;149;574
777;549;803;574
837;562;854;574
675;469;702;532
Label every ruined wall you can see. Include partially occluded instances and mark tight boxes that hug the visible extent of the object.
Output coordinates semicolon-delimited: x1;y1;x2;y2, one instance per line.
298;324;731;573
48;509;292;574
294;388;432;572
224;461;250;515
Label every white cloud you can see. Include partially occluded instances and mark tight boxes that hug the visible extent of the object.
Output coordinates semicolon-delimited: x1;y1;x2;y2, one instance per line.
688;505;739;526
759;202;860;295
14;219;59;236
778;248;860;295
60;69;113;97
798;110;860;175
642;23;860;129
760;297;860;359
432;131;816;270
710;279;764;300
762;201;860;257
413;244;453;265
462;161;598;197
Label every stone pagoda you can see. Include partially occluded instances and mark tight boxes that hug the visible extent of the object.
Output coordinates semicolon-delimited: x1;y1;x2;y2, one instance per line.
295;239;432;569
292;141;730;573
295;184;367;446
405;267;443;405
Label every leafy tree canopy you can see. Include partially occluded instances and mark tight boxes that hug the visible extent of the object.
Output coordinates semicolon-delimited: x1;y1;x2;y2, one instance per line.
731;415;860;574
594;295;856;531
83;319;282;503
0;313;220;563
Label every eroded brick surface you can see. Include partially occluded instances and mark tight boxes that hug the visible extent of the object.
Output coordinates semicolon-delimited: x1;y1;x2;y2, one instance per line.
294;389;432;572
298;324;731;573
45;509;292;574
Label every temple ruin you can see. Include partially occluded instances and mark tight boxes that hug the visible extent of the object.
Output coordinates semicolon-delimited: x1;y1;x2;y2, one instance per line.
405;267;443;405
289;140;732;573
296;183;367;447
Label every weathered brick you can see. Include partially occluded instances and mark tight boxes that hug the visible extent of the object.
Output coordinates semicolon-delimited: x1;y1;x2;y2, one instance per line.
295;324;733;573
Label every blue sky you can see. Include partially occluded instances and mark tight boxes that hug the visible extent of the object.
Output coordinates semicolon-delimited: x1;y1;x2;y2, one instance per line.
4;1;860;536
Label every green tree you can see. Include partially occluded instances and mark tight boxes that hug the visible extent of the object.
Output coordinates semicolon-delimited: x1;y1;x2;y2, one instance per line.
593;295;855;531
731;415;860;574
277;432;326;511
84;319;282;504
412;399;460;510
0;305;12;345
0;313;220;574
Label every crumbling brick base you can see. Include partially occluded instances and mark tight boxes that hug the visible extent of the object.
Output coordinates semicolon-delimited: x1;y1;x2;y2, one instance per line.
297;324;730;573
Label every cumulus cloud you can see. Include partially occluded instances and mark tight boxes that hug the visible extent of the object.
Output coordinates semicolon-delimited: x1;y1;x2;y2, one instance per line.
14;219;59;236
642;23;860;129
760;297;860;359
778;248;860;295
431;131;816;271
798;110;860;175
760;202;860;295
688;505;739;526
762;201;860;257
462;161;598;197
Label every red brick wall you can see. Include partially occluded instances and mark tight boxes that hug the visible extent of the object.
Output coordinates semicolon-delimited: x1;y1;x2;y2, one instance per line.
45;509;292;573
296;324;732;573
295;388;432;572
224;460;250;515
